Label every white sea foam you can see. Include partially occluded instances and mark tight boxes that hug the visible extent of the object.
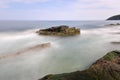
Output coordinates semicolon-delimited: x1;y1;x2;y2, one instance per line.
0;29;61;54
0;27;120;80
81;25;120;35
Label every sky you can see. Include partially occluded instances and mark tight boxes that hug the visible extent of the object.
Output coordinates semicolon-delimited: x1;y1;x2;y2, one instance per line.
0;0;120;20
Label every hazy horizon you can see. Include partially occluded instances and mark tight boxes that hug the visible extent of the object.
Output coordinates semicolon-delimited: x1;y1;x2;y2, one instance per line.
0;0;120;20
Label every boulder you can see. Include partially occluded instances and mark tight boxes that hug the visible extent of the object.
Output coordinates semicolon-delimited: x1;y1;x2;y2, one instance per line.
39;50;120;80
36;25;80;36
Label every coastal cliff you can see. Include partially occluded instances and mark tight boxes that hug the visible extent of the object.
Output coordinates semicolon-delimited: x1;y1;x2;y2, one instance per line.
39;50;120;80
107;15;120;20
36;25;80;36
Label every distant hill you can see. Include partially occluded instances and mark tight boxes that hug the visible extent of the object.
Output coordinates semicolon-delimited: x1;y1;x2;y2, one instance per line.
107;15;120;20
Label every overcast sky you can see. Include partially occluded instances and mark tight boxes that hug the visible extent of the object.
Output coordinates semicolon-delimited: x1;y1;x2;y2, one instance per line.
0;0;120;20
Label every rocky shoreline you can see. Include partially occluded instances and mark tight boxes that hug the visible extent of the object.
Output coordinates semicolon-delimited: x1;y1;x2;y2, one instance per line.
36;25;80;36
39;50;120;80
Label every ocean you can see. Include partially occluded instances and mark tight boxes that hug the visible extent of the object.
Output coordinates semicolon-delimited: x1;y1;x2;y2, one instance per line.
0;20;120;80
0;20;119;31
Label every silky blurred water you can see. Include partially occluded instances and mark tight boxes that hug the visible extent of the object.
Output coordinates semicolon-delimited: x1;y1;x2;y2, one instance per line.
0;21;120;80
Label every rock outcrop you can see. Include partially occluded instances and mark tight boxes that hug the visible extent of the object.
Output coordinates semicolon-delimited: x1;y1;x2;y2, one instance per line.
39;50;120;80
107;15;120;20
111;42;120;45
105;23;120;26
36;25;80;36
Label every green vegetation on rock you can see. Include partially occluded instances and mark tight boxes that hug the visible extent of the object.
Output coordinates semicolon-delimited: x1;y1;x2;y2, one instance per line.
103;50;119;61
36;25;80;36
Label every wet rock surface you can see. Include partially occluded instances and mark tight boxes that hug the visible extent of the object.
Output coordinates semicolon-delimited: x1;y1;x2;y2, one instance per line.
0;43;51;60
39;50;120;80
36;25;80;36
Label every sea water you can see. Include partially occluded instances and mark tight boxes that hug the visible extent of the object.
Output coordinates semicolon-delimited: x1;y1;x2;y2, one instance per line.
0;20;120;80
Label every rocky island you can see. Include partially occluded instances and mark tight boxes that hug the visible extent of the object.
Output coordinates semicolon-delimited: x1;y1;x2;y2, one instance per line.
36;25;80;36
107;15;120;20
39;50;120;80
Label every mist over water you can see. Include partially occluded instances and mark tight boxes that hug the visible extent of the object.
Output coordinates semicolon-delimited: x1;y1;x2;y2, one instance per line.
0;21;120;80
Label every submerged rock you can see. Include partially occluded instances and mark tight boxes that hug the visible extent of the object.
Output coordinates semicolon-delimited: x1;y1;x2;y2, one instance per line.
111;41;120;45
39;50;120;80
36;25;80;36
105;23;120;26
0;43;51;60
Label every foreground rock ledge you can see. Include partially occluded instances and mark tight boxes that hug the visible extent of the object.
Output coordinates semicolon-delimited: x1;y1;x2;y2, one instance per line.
39;50;120;80
36;25;80;36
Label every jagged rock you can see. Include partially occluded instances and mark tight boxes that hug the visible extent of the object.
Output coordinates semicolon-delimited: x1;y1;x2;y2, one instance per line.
36;25;80;36
39;50;120;80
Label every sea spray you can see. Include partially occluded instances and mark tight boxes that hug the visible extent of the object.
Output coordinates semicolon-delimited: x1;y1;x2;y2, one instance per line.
0;29;57;54
0;25;120;80
81;25;120;35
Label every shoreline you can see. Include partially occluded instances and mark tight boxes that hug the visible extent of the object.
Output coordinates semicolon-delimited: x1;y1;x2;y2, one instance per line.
39;50;120;80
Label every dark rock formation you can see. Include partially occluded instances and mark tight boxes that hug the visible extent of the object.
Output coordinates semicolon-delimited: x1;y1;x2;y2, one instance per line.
107;15;120;20
105;23;120;26
36;25;80;36
111;42;120;45
39;50;120;80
